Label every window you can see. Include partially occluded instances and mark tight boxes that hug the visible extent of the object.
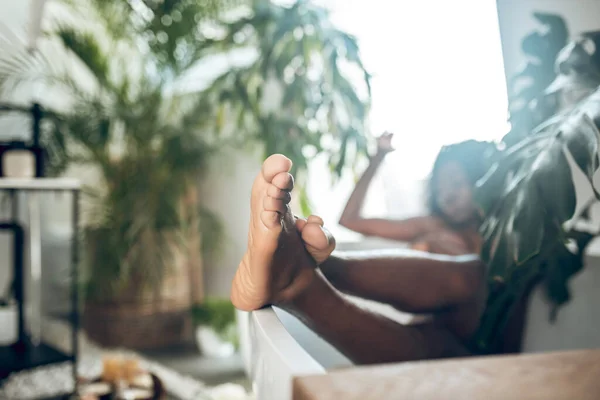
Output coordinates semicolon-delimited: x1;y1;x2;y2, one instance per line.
307;0;510;242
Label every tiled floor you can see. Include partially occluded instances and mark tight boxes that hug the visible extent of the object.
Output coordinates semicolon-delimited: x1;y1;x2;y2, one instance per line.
142;344;250;389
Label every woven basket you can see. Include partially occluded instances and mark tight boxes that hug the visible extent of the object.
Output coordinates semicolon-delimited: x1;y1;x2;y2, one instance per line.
83;299;195;350
82;244;202;349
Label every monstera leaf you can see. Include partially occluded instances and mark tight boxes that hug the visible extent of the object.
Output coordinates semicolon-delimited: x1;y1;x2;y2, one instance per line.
473;31;600;353
471;87;600;353
503;12;569;146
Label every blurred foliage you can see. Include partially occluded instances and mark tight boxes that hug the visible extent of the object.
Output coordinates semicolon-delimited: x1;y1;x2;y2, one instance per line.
473;31;600;354
191;297;236;333
198;0;372;214
85;0;250;74
191;298;237;346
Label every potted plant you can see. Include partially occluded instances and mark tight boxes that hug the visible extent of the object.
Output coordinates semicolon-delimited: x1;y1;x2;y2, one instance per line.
191;298;238;358
472;31;600;354
0;0;237;348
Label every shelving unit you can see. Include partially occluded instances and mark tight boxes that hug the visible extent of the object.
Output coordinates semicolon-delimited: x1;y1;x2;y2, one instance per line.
0;179;80;399
0;342;74;374
0;103;81;399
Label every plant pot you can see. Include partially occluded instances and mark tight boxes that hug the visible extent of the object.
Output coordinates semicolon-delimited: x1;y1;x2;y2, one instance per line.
195;325;235;358
82;223;203;350
84;299;195;350
0;304;17;346
83;275;198;350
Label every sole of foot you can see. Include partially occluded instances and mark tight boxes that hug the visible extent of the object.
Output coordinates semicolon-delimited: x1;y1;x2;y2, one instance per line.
231;154;334;311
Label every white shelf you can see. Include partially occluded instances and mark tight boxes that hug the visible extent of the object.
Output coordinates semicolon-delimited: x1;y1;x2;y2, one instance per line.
0;178;80;191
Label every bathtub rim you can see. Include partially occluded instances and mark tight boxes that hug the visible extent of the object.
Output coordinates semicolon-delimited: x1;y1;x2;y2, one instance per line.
237;306;326;376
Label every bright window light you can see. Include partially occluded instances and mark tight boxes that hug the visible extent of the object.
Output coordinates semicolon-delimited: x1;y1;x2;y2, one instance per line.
306;0;510;242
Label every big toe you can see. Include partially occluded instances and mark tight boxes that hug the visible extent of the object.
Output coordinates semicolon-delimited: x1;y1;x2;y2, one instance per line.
262;154;292;183
302;221;336;264
302;223;332;250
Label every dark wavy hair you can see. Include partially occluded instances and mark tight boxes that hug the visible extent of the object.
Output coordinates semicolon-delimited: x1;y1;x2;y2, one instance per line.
427;140;497;221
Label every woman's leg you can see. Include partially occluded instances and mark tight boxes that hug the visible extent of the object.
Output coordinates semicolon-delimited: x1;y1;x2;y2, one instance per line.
285;271;472;364
297;216;487;341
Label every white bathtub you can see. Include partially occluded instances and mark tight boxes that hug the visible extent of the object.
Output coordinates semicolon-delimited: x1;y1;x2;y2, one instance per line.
238;239;600;400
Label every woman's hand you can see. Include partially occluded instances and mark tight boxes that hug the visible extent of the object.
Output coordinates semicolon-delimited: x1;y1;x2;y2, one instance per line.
376;132;395;155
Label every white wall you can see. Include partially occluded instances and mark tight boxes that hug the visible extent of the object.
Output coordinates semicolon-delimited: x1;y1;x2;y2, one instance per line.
497;0;600;352
496;0;600;80
200;147;262;297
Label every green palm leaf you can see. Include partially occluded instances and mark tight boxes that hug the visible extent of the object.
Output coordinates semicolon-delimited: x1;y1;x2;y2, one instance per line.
200;0;371;210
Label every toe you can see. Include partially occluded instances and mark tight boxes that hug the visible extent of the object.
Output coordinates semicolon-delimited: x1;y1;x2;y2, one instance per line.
295;217;307;232
272;172;294;191
267;185;292;203
302;223;331;250
260;210;281;229
263;196;287;213
306;215;324;226
262;155;292;183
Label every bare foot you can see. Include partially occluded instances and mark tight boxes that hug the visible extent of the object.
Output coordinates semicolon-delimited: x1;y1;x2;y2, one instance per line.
295;215;336;265
231;155;322;311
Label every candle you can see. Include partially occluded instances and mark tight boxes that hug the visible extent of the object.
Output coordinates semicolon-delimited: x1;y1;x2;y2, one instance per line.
123;357;141;383
117;388;153;400
79;381;112;400
2;149;36;178
102;354;124;384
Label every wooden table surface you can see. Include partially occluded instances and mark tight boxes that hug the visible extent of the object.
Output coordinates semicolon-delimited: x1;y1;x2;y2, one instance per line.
293;349;600;400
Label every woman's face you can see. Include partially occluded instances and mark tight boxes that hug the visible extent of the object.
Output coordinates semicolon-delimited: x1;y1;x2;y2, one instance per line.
435;161;476;225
